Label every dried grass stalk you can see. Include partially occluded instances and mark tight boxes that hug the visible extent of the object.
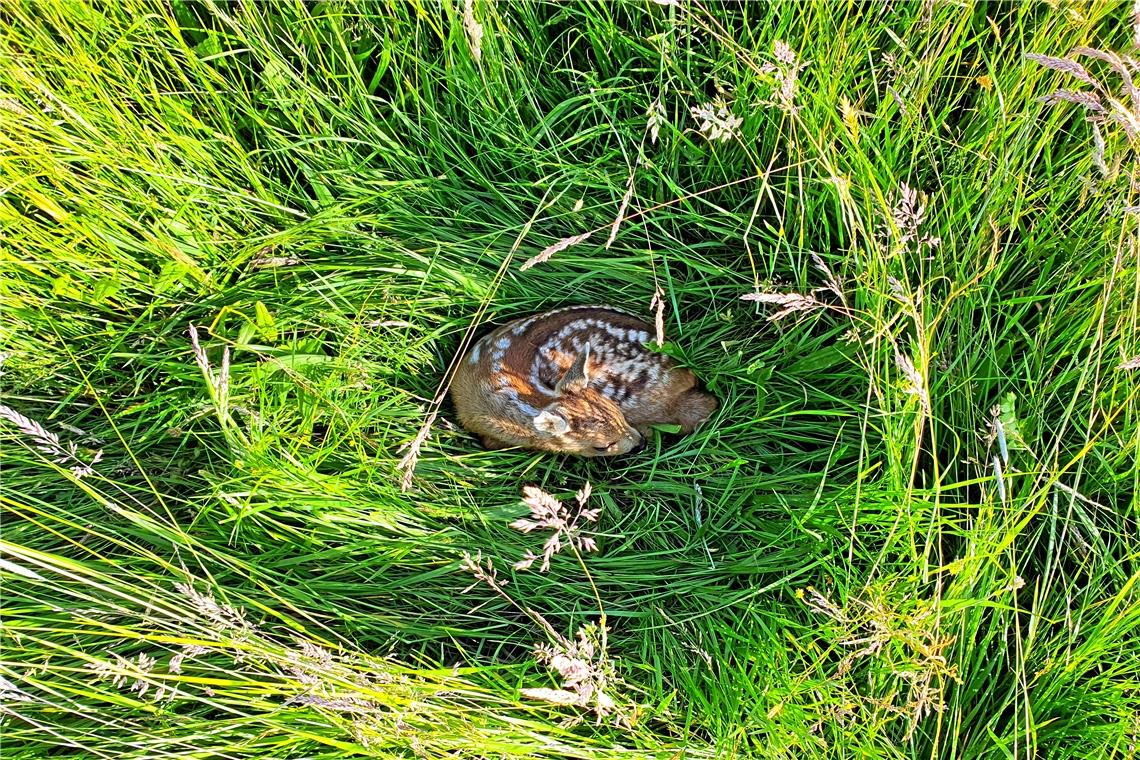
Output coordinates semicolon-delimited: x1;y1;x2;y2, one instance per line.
520;231;593;270
740;291;822;321
397;410;438;491
250;256;301;269
605;174;635;249
649;286;666;345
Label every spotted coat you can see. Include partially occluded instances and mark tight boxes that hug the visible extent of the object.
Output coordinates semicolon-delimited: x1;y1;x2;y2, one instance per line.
449;305;717;456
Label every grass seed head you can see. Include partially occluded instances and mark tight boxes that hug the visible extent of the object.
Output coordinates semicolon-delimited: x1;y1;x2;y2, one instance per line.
893;349;930;415
689;100;742;142
605;172;635;249
739;292;822;321
0;404;103;478
527;622;618;719
1044;88;1105;112
521;231;593;270
1025;53;1100;87
649;286;667;344
463;0;484;62
175;582;254;635
647;98;666;143
510;484;599;572
761;40;806;113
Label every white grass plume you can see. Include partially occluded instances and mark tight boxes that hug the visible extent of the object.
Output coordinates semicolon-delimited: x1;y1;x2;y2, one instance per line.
0;404;103;478
525;621;618;720
511;484;599;573
761;40;807;113
689;100;742;142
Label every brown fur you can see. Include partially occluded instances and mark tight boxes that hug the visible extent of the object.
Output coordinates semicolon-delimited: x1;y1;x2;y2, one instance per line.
450;305;717;456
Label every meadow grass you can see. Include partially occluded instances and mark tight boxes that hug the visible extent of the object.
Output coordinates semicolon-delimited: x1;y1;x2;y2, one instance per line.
1;0;1138;757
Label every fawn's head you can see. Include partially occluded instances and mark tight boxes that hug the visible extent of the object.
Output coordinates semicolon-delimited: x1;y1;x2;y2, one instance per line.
531;344;643;457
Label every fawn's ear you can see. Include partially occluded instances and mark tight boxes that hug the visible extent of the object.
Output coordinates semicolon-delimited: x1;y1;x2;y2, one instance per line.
555;343;591;395
533;407;570;435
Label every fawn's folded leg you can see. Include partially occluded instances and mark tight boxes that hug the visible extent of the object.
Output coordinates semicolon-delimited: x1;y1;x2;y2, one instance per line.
672;389;719;433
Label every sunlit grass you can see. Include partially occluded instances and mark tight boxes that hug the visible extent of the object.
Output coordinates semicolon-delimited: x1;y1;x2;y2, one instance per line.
2;1;1138;757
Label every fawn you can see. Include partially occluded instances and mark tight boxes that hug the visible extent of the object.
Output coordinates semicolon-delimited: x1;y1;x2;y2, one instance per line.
450;305;717;456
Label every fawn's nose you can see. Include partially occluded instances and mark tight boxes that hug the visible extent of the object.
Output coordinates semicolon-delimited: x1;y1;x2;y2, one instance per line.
630;436;647;455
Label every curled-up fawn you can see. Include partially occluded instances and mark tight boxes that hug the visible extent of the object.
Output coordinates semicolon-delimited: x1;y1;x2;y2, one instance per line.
451;305;717;456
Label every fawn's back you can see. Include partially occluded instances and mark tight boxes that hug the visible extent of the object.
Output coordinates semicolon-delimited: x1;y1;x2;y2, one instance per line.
450;305;716;456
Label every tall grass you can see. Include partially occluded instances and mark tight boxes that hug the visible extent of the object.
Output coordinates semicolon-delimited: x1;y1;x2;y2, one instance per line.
2;0;1138;757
